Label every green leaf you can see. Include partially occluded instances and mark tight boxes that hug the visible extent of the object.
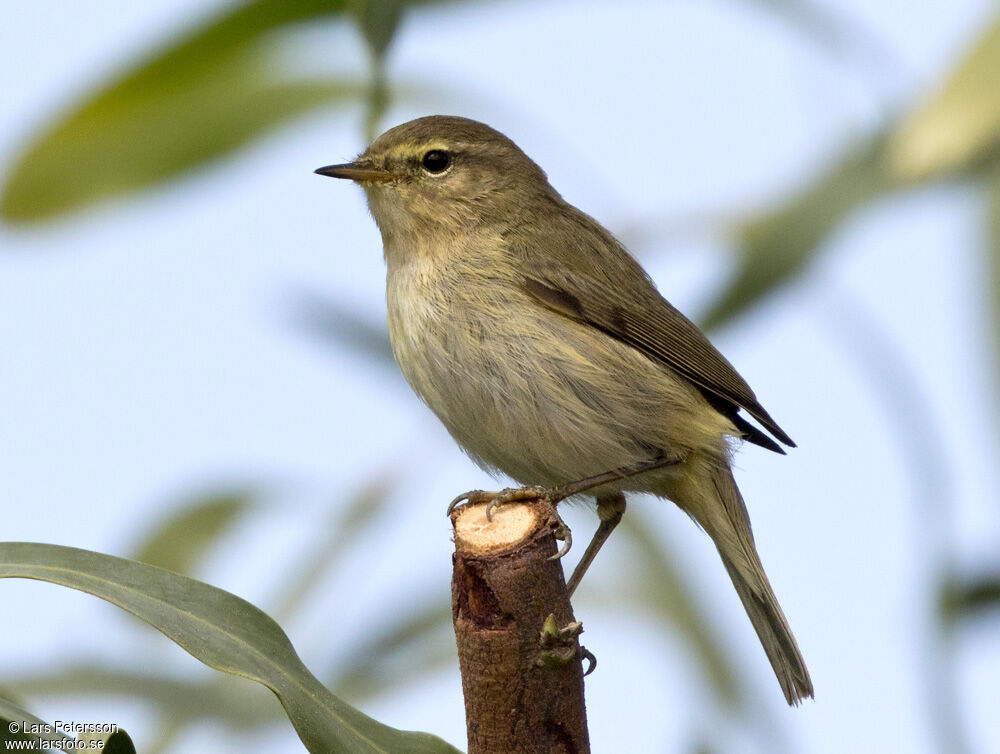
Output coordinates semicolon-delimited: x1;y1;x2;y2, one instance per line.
1;0;358;223
702;135;890;330
888;12;1000;180
132;489;257;574
0;543;460;754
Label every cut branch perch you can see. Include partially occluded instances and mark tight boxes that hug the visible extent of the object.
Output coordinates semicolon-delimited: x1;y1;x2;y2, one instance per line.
451;500;590;754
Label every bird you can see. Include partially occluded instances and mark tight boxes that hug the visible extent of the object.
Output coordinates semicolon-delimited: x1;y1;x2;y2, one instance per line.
315;115;813;705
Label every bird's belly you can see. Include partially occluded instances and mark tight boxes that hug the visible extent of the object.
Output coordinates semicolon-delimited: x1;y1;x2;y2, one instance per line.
386;263;729;487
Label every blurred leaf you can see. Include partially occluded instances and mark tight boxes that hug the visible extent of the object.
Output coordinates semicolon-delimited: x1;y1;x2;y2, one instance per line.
132;489;256;574
7;665;277;731
9;666;284;754
619;511;746;709
0;543;460;754
337;641;456;703
888;11;1000;181
349;0;404;137
351;0;406;59
330;600;453;700
1;0;360;223
0;689;27;713
290;289;396;369
0;694;73;747
2;63;363;223
702;136;890;330
275;479;456;701
815;288;972;754
271;477;397;622
940;574;1000;624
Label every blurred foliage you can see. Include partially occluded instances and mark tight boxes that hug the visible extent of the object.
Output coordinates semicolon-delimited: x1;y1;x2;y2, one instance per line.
7;667;275;734
330;601;454;700
351;0;405;137
268;478;397;622
941;574;1000;625
706;9;1000;332
0;1;368;220
0;0;354;221
0;0;923;224
703;134;891;330
0;542;459;754
0;0;473;221
133;489;257;574
888;14;1000;181
620;512;746;710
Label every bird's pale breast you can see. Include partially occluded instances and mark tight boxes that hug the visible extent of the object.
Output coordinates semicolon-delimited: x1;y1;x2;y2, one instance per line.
385;246;733;490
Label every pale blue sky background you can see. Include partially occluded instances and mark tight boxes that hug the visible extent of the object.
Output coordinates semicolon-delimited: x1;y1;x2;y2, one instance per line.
2;1;999;752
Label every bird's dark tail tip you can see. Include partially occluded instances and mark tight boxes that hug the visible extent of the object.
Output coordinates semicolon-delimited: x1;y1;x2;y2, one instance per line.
721;556;814;705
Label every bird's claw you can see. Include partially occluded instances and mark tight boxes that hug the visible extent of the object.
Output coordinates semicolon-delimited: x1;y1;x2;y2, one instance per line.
446;485;547;520
549;515;573;560
446;489;481;516
580;645;597;676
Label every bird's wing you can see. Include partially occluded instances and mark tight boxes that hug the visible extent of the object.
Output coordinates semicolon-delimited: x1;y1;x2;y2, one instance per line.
522;264;794;451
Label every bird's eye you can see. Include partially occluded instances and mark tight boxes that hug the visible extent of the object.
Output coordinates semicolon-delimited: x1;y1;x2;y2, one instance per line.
421;149;451;174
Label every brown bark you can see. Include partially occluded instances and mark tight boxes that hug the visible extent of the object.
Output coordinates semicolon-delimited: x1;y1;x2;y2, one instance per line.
451;500;590;754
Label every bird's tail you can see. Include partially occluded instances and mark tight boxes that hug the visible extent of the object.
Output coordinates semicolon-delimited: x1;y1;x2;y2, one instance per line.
664;457;814;705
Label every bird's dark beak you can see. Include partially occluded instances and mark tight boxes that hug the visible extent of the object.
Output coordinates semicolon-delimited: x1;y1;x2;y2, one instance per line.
314;161;394;183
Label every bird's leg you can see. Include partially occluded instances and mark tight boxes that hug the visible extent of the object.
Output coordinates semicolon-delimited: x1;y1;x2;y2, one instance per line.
565;492;626;597
544;452;681;503
545;492;628;675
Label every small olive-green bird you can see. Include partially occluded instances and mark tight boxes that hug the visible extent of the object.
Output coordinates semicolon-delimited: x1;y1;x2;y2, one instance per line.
316;115;813;705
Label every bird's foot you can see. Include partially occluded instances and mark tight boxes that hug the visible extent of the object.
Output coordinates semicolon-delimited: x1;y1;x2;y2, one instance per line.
447;484;573;558
537;613;596;676
447;484;548;519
